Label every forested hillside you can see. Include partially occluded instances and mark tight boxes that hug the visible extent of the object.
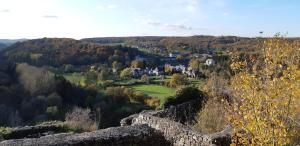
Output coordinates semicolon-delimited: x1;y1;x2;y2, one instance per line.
83;36;260;53
0;63;93;126
1;38;143;67
0;43;7;50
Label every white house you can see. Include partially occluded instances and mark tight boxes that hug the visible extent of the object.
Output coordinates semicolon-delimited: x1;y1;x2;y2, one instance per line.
205;59;215;66
153;67;164;76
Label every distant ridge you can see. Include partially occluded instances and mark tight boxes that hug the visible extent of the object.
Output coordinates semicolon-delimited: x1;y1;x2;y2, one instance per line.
0;38;143;67
0;39;27;45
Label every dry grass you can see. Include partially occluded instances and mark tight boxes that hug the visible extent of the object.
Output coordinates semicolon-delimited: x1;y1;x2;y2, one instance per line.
65;107;98;132
144;98;161;109
194;98;228;134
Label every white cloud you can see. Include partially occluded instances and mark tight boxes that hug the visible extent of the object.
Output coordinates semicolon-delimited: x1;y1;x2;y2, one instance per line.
164;24;192;31
0;9;10;13
42;15;58;19
146;21;162;26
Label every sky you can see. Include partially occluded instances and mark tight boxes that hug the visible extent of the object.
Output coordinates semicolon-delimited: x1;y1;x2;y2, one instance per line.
0;0;300;39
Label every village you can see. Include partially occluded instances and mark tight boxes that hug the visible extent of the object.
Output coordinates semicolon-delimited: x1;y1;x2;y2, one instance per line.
130;52;216;79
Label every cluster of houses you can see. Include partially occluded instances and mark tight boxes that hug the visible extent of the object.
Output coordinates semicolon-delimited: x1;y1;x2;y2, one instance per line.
131;52;216;78
130;64;199;78
131;67;164;78
165;64;199;78
131;62;214;79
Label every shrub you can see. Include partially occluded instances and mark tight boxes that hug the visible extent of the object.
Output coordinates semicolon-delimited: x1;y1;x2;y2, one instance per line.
131;60;144;68
169;73;189;87
105;86;147;104
120;68;132;79
0;127;13;139
202;73;229;99
105;86;131;103
144;98;161;109
194;98;228;134
141;75;150;84
65;107;98;132
130;91;147;103
163;86;206;107
189;59;201;71
46;106;58;115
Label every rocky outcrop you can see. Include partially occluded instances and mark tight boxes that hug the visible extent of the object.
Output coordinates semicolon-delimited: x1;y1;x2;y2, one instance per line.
1;124;66;140
1;101;232;146
121;101;232;146
0;124;169;146
121;100;202;126
123;112;232;146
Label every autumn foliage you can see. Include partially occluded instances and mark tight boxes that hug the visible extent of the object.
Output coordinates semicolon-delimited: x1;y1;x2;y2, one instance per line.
229;37;300;145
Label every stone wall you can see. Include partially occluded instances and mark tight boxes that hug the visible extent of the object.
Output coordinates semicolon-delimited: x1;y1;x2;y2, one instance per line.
1;101;232;146
0;125;169;146
121;100;202;126
120;100;232;146
130;113;232;146
1;124;66;140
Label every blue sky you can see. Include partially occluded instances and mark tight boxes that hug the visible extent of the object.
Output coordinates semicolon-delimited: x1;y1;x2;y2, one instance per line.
0;0;299;39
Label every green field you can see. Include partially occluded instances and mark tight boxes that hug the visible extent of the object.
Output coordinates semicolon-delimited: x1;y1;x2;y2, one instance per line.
131;84;176;100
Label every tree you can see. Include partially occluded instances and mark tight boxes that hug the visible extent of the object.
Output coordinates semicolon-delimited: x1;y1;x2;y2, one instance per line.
164;86;205;107
97;68;110;81
0;105;13;126
229;37;300;145
189;59;201;71
169;73;188;87
63;64;74;73
46;92;62;107
164;65;173;75
120;68;132;79
131;60;144;68
112;61;122;71
141;75;150;84
105;86;131;102
176;55;183;61
16;63;56;96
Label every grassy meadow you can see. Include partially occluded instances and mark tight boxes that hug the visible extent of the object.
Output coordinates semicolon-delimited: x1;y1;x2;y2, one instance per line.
131;84;176;100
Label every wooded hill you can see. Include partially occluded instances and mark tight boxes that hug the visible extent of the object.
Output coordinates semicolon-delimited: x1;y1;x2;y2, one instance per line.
3;36;299;67
82;35;261;53
0;43;7;50
0;38;143;67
